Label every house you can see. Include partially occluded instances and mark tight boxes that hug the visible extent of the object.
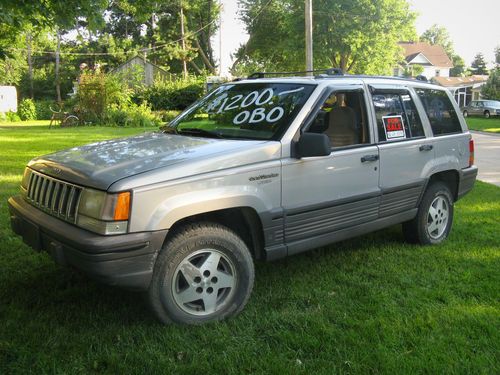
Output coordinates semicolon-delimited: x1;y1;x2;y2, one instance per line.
395;42;453;80
432;75;489;107
0;86;17;113
111;56;171;86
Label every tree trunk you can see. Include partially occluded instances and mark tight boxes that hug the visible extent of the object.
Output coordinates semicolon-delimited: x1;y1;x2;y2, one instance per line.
194;37;216;74
55;30;62;104
180;6;188;79
26;32;34;99
189;60;203;74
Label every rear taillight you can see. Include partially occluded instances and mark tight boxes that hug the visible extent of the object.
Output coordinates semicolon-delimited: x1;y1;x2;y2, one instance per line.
469;138;474;167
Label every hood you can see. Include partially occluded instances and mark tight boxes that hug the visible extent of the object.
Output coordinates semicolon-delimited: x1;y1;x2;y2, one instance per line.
28;132;268;190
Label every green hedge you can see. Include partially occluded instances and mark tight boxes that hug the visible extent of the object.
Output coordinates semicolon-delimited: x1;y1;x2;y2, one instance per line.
137;77;205;111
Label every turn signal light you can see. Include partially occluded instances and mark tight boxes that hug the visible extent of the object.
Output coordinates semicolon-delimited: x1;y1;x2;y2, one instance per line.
469;139;474;167
113;192;130;221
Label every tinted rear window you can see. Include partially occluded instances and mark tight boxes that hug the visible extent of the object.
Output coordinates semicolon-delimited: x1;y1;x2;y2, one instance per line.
415;88;462;135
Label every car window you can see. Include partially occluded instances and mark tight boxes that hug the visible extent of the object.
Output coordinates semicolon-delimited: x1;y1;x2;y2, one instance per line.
168;83;316;140
372;91;425;142
305;90;370;148
415;88;462;136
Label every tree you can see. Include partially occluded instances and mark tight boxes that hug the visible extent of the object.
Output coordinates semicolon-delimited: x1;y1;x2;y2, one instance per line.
235;0;416;75
420;24;466;77
495;45;500;68
481;69;500;100
420;24;453;56
471;53;488;75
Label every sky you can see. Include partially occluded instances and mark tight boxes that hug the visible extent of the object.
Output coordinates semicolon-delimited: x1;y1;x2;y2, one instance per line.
213;0;500;75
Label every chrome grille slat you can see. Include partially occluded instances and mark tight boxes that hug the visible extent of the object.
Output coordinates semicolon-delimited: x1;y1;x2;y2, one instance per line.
51;183;60;212
58;184;68;216
28;173;36;199
25;171;82;224
66;186;76;218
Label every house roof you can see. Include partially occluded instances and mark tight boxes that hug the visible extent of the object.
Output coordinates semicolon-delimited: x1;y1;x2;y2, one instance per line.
399;42;453;68
433;75;489;88
111;55;169;75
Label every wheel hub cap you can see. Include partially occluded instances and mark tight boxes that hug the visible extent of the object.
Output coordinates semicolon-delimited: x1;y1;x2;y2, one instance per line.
426;195;449;239
171;249;236;316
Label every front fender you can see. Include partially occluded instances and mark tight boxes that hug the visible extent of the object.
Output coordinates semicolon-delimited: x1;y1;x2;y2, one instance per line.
128;164;281;232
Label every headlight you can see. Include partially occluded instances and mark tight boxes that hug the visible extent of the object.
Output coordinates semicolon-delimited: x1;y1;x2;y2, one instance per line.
21;168;32;190
77;188;131;235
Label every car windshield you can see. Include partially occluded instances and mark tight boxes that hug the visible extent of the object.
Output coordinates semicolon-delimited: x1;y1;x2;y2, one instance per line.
485;101;500;108
167;82;316;140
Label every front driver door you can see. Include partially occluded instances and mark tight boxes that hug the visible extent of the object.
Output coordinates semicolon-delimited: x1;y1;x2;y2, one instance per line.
281;86;380;255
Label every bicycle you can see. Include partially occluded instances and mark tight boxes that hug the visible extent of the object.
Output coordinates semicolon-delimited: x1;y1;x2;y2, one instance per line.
49;105;80;128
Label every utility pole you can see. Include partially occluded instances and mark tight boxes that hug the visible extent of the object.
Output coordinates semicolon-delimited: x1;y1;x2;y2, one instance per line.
305;0;313;74
55;29;62;104
26;32;34;99
219;0;223;76
179;4;188;79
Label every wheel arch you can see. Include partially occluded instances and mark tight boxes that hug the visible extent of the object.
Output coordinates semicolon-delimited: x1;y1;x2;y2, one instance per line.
426;170;460;201
164;207;266;261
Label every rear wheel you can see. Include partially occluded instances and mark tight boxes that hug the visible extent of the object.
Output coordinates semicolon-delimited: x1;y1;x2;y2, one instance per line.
148;222;254;324
403;182;454;245
484;111;490;118
462;110;468;118
62;115;79;127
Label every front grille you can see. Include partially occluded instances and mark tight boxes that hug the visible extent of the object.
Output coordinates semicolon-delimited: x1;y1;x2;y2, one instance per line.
26;171;82;224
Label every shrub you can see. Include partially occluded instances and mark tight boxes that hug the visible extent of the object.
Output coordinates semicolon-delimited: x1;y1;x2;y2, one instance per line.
1;111;21;122
156;110;182;123
34;100;57;120
105;102;162;127
138;77;205;111
77;71;133;123
18;98;37;120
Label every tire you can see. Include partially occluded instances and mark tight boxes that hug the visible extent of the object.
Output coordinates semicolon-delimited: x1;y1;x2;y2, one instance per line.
484;111;490;118
62;115;79;127
462;110;468;118
402;182;454;245
148;222;255;325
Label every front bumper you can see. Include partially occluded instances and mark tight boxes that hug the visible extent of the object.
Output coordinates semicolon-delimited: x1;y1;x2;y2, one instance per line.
8;195;168;290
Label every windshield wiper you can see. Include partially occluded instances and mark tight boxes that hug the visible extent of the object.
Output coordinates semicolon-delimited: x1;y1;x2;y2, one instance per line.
160;125;178;134
177;128;225;139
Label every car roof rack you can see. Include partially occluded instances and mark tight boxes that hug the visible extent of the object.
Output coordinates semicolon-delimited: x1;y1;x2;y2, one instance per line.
247;67;344;79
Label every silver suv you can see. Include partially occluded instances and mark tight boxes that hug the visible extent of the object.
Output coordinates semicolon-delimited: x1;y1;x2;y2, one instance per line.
9;72;478;324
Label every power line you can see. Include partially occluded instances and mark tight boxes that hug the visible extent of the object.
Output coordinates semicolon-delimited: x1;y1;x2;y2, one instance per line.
6;18;218;57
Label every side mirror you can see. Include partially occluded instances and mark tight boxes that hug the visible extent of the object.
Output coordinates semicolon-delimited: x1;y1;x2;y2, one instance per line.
296;133;331;158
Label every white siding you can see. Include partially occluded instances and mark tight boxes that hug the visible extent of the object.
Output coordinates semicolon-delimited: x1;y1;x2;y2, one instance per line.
0;86;17;113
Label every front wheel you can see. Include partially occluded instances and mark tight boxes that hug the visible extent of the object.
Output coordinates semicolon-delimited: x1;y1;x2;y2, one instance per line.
484;111;490;118
148;222;255;324
462;110;468;118
403;182;454;245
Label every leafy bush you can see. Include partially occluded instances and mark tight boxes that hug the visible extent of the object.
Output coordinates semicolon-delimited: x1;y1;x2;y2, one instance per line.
138;77;205;111
34;100;58;120
105;102;162;127
18;99;37;120
77;71;133;123
0;111;21;122
156;110;182;123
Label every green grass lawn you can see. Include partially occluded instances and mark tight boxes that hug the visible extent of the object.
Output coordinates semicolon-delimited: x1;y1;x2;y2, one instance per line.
0;123;499;374
466;117;500;133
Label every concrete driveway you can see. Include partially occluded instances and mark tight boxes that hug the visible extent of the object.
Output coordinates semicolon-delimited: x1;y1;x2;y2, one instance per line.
471;131;500;187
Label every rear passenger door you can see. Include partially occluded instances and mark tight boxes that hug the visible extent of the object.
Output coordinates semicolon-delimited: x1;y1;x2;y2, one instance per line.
369;86;433;218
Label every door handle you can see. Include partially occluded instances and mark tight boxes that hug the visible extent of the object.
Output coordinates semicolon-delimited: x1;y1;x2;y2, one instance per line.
419;144;433;152
361;154;379;162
